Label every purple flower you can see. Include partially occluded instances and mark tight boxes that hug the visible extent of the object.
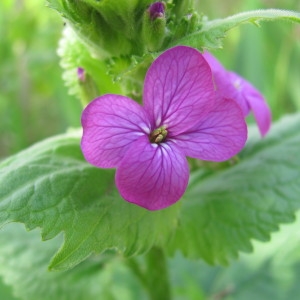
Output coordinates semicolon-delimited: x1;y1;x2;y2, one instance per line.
81;46;247;210
203;52;272;136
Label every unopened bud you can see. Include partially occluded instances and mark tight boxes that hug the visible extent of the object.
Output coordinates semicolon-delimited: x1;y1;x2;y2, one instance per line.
149;2;165;20
77;67;86;82
142;2;167;52
77;67;99;106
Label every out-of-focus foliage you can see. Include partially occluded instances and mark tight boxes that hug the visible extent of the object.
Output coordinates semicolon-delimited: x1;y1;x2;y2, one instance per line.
0;0;81;159
0;224;148;300
170;210;300;300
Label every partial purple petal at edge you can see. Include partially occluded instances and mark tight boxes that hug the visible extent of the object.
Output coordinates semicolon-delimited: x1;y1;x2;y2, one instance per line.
247;92;272;136
202;51;271;136
231;72;272;136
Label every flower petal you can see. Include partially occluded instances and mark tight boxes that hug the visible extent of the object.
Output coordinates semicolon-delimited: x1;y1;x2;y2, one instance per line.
203;52;272;136
215;71;251;116
81;94;151;168
228;72;271;136
116;136;189;210
203;52;250;115
246;91;272;136
173;98;247;161
203;51;226;73
143;46;215;135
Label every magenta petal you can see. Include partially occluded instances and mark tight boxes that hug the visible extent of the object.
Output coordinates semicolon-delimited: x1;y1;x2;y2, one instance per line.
116;136;189;210
203;52;250;115
143;46;215;135
247;92;272;136
215;71;251;116
81;94;151;168
174;99;247;161
203;51;226;73
228;72;271;136
203;52;272;133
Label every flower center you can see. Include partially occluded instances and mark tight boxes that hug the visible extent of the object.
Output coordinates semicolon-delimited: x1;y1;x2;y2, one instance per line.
149;125;168;144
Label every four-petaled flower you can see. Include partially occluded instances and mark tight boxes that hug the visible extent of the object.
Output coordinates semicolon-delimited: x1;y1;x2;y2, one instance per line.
81;46;247;210
203;52;272;136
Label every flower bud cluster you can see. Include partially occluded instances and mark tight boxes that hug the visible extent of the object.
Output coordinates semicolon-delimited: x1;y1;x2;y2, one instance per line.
50;0;200;58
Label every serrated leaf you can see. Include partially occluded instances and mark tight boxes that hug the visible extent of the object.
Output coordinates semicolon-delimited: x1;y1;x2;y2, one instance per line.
172;9;300;49
170;211;300;300
0;224;147;300
0;130;180;271
168;114;300;264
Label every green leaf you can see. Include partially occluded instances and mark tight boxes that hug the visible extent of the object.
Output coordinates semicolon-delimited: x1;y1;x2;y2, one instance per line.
2;115;300;272
169;211;300;300
168;113;300;264
0;224;147;300
0;130;180;271
172;9;300;49
224;210;300;300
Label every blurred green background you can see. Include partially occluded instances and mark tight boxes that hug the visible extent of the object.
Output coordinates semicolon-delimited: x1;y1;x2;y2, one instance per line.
0;0;82;159
0;0;300;299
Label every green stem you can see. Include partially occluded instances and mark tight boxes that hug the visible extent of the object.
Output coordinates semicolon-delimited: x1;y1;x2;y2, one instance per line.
79;73;100;107
126;247;171;300
145;247;171;300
